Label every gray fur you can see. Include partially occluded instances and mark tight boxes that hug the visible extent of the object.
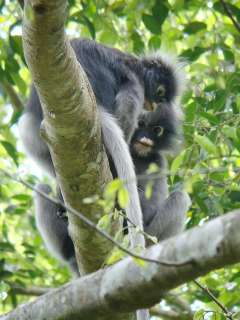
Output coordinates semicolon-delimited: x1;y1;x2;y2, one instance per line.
114;74;144;143
34;183;79;276
100;108;145;247
136;156;191;242
18;113;55;177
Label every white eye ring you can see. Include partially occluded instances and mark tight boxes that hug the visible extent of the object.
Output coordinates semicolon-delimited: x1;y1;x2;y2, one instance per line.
154;126;164;136
157;85;165;97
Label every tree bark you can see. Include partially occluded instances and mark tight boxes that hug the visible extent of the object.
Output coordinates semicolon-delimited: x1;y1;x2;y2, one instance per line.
2;210;240;320
21;0;120;275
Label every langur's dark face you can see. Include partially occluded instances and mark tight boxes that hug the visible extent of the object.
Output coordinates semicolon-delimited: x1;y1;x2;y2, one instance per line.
130;107;177;159
142;59;177;112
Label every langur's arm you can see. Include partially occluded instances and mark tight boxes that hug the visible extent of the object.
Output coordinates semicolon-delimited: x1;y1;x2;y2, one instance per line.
115;74;144;142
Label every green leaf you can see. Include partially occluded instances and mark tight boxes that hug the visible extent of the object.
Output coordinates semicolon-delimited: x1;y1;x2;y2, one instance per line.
229;191;240;203
106;248;125;265
208;90;226;111
0;140;18;166
9;35;25;62
0;281;10;301
142;14;162;34
104;179;122;200
184;22;207;34
133;257;146;267
194;134;218;155
118;187;129;209
0;242;15;253
147;163;159;174
131;31;145;54
171;150;185;175
12;194;32;202
152;0;169;25
199;112;219;125
180;47;207;61
109;0;125;16
148;36;161;50
193;310;205;320
173;0;184;11
97;214;111;231
145;182;153;199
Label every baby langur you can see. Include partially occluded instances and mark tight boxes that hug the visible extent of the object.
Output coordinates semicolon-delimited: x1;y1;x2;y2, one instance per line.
130;106;191;242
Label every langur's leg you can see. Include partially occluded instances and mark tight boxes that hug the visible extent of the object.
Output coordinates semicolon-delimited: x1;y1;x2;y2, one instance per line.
34;183;79;276
145;191;191;242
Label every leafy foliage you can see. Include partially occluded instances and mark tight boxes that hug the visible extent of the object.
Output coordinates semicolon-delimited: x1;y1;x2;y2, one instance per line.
0;0;240;318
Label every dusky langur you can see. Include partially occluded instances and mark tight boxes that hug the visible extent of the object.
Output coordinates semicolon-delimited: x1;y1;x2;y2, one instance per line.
19;39;147;261
19;38;190;292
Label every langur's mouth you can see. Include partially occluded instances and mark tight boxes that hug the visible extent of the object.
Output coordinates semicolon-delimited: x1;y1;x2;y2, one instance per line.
144;101;158;112
133;137;154;156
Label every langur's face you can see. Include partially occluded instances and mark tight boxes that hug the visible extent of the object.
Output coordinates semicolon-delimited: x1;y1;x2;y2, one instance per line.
130;108;177;158
143;59;177;112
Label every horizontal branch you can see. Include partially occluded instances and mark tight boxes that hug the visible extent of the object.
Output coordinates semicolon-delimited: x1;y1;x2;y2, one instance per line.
2;210;240;320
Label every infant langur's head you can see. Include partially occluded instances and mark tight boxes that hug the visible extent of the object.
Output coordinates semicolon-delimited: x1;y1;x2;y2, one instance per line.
130;106;180;159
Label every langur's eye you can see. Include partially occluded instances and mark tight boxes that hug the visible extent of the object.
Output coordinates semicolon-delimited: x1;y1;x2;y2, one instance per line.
157;85;166;97
138;120;145;127
153;126;164;136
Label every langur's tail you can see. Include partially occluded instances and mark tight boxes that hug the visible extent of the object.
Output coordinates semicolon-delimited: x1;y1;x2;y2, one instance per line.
100;108;145;249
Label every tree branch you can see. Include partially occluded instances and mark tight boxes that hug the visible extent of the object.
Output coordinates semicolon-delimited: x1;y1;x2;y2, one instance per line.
194;280;234;319
219;0;240;33
2;210;240;320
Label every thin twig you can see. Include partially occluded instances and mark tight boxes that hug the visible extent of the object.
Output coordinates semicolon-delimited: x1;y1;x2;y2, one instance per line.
219;0;240;33
8;283;50;296
194;280;234;320
1;82;24;111
1;169;194;268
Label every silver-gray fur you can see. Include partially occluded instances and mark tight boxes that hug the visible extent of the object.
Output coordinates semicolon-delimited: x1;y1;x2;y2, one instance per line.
100;108;145;247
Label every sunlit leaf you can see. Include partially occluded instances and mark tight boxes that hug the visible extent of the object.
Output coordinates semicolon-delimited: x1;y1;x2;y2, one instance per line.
194;134;218;155
184;22;207;34
0;140;18;166
118;187;129;209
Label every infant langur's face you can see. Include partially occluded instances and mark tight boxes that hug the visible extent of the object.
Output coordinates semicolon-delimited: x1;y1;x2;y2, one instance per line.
130;105;177;158
130;111;164;158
